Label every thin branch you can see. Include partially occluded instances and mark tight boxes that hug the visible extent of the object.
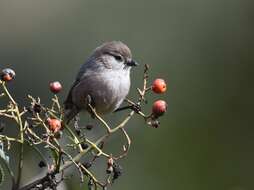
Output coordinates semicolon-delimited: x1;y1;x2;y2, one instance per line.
1;64;155;190
87;104;111;133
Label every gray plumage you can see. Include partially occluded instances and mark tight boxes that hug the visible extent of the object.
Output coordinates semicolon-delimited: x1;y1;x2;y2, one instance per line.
64;41;137;123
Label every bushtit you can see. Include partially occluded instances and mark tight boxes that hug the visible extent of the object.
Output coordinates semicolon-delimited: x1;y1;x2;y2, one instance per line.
64;41;138;123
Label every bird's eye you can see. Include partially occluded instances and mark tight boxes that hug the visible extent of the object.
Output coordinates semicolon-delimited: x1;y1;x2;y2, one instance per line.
113;55;123;62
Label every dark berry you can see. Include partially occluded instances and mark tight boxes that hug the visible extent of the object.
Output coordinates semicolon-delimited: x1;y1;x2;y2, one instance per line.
49;81;62;94
33;103;42;113
112;163;123;180
83;162;92;169
38;161;46;168
151;120;160;128
85;124;94;130
81;143;89;150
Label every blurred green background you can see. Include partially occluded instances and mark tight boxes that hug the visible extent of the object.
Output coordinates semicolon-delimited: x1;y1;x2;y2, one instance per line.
1;0;254;190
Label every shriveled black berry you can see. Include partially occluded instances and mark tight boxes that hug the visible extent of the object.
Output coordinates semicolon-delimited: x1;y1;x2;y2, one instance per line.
38;161;46;168
98;142;104;149
85;124;94;130
151;120;160;128
82;162;92;169
33;103;42;113
81;143;89;150
112;163;123;180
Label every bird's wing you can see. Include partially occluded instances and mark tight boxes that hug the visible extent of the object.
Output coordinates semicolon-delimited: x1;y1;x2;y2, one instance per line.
63;71;86;124
64;58;90;108
64;56;102;109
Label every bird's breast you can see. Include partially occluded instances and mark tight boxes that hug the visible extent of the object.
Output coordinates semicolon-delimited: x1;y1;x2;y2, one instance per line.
95;70;131;113
72;69;131;114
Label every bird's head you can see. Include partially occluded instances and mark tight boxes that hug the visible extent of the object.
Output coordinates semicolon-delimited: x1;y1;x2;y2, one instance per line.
92;41;138;71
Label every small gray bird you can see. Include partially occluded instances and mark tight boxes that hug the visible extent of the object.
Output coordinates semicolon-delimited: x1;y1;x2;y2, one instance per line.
64;41;138;123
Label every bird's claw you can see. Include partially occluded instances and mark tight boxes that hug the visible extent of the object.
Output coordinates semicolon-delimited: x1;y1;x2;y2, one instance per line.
131;104;141;113
86;95;96;119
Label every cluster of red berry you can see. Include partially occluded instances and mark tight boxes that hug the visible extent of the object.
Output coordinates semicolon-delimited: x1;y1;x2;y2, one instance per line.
151;78;167;119
47;81;63;134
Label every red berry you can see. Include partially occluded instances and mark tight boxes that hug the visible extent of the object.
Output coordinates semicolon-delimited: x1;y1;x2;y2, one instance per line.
152;100;167;117
1;68;15;82
152;78;166;94
47;118;62;133
49;81;62;94
2;74;12;81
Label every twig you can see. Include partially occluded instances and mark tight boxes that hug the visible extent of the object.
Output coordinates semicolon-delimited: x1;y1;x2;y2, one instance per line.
1;64;155;189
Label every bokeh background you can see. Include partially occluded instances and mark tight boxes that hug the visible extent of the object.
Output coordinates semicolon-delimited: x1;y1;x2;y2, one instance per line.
1;0;254;190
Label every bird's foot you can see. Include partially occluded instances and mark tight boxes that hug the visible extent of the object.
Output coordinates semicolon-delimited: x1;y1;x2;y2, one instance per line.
131;103;141;113
114;103;141;113
86;94;96;119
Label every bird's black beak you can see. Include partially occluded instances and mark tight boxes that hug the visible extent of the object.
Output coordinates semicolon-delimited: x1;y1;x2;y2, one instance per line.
126;59;138;67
